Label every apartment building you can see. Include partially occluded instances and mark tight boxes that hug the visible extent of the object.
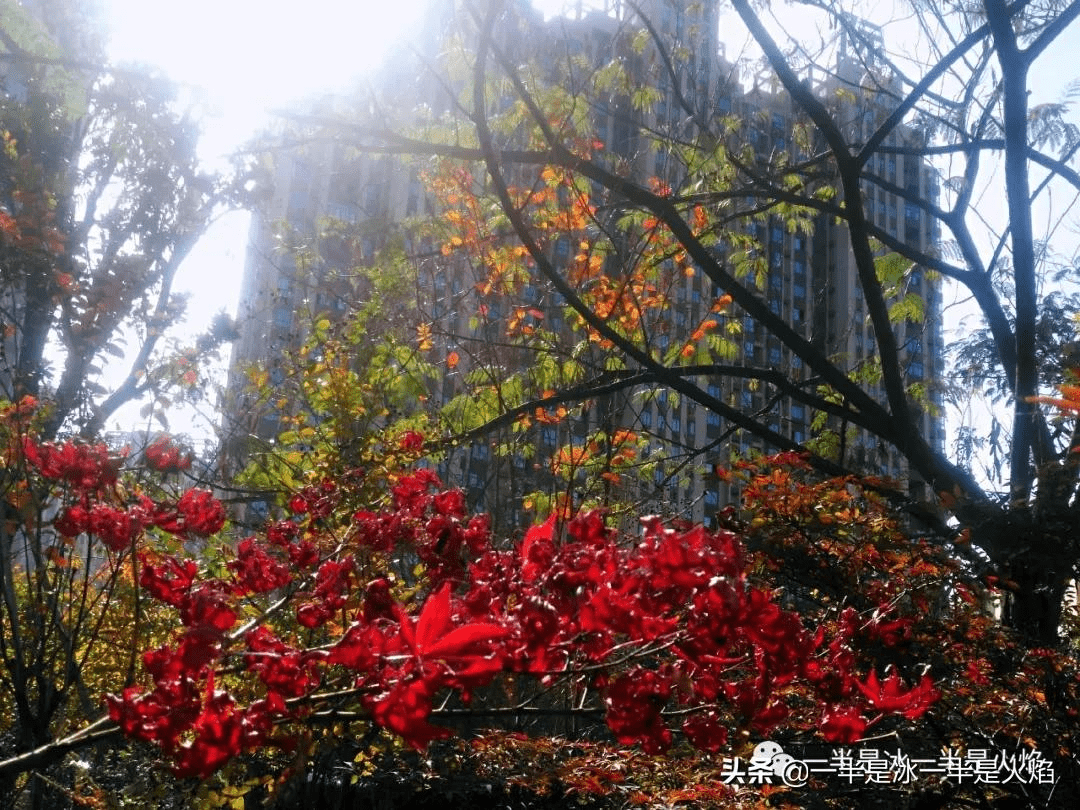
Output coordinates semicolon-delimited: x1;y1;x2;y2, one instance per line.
225;0;944;528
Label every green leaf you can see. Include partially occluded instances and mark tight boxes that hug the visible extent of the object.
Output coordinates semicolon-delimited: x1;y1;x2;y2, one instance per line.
875;252;910;287
888;292;925;324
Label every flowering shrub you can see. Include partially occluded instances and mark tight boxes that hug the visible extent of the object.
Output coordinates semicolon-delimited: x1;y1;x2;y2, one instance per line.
77;457;944;779
7;419;1079;808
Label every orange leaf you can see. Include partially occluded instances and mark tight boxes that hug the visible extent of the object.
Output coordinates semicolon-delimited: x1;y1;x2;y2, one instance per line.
447;351;460;369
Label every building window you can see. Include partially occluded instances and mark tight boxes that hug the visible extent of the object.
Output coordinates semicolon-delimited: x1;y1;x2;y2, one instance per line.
554;237;571;262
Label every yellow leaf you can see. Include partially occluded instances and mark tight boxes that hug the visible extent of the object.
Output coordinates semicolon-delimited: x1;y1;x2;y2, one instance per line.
417;323;434;352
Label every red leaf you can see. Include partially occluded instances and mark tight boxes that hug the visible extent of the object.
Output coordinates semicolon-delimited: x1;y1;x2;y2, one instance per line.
424;622;510;660
415;582;454;652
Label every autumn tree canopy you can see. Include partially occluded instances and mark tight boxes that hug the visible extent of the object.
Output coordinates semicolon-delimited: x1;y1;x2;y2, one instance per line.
0;0;250;439
4;0;1080;807
0;2;250;805
303;0;1080;643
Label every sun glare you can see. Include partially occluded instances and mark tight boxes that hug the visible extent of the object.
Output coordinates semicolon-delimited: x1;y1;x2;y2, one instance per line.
104;0;427;153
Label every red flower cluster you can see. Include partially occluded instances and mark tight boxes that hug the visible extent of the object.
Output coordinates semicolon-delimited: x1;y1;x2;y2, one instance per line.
603;668;673;753
144;436;193;473
398;430;424;453
51;486;226;551
105;468;941;776
244;627;322;698
155;489;226;537
23;438;124;490
288;479;339;518
228;538;292;594
108;567;272;779
353;470;488;585
54;502;141;551
296;557;354;628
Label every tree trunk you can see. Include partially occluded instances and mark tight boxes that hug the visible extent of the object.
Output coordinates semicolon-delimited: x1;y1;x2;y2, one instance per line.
1004;563;1070;645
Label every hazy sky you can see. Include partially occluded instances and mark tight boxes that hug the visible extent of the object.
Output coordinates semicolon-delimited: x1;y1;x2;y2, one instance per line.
104;0;428;155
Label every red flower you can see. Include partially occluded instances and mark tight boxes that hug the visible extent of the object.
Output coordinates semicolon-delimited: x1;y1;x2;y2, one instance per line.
23;438;124;490
180;584;237;632
391;468;441;513
156;489;226;537
603;669;673;754
363;578;396;622
53;504;89;538
140;555;198;606
856;669;940;720
433;488;465;517
144;436;192;473
681;710;728;752
87;503;143;551
368;679;450;749
521;514;556;584
287;539;319;569
820;705;868;743
266;520;300;546
288;480;338;518
229;538;292;594
399;430;425;453
170;676;244;779
245;627;321;698
296;557;355;628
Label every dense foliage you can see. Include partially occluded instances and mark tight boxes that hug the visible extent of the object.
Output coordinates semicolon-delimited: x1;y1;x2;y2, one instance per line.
3;0;1080;808
2;408;1075;806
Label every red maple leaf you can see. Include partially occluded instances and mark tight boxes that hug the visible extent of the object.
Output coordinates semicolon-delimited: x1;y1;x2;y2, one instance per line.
366;584;510;748
820;705;868;743
856;669;940;720
397;582;509;667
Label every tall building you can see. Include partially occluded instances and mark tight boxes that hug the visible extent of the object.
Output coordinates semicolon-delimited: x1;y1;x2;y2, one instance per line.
225;0;943;528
